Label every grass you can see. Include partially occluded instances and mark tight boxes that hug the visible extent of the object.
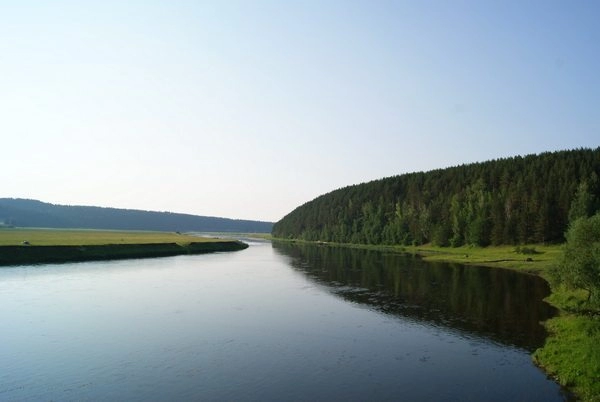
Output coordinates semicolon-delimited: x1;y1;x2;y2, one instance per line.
401;243;563;276
0;227;218;246
0;228;248;265
533;315;600;401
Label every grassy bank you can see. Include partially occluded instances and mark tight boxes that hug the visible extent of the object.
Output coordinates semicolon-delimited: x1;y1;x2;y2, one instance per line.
0;228;219;246
403;244;600;400
402;243;562;274
0;228;248;265
273;238;599;401
276;240;562;275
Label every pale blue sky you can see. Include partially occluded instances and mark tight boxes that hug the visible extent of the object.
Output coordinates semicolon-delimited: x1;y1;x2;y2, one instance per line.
2;1;598;222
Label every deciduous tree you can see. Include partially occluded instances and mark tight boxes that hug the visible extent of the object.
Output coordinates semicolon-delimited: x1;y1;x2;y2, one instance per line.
553;213;600;305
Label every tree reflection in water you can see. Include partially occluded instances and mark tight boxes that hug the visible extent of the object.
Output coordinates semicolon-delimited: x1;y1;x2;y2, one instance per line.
272;242;557;351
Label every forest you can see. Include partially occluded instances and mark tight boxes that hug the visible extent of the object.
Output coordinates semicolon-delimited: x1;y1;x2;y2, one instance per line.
0;199;273;233
273;148;600;246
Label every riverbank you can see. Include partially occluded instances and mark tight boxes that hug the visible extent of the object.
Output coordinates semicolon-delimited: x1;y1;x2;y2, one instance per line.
272;238;599;401
271;239;561;276
0;228;248;266
405;244;599;401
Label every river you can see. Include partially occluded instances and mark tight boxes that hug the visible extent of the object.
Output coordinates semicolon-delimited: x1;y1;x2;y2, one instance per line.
0;239;568;401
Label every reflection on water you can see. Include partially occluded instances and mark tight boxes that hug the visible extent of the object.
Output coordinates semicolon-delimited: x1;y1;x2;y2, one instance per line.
0;241;568;401
272;242;556;351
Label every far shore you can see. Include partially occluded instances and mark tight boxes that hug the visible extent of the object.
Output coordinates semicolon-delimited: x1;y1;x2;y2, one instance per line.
0;228;248;266
270;237;561;275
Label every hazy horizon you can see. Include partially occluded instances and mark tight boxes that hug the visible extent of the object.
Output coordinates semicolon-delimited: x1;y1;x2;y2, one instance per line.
3;1;599;221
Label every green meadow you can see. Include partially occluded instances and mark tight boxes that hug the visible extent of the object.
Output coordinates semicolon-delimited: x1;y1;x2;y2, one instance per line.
0;228;248;266
0;228;217;246
402;243;562;274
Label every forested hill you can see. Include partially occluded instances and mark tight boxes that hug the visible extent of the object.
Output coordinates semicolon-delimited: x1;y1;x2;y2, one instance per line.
273;148;600;246
0;199;273;233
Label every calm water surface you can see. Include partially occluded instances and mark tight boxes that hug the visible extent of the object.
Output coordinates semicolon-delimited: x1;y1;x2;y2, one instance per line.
1;240;567;401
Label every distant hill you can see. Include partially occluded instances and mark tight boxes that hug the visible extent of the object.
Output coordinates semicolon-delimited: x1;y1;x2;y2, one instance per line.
0;199;273;233
273;148;600;246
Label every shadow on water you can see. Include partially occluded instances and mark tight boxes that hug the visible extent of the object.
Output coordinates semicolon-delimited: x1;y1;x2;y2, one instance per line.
272;241;557;352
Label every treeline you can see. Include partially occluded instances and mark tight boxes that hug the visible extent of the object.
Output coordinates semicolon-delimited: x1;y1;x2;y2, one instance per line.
273;148;600;246
0;199;273;233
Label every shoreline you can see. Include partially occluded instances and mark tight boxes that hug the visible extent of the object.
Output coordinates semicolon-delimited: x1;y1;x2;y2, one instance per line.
272;238;597;401
0;241;249;266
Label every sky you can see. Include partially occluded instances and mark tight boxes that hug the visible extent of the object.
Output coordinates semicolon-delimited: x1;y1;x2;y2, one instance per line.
1;1;599;222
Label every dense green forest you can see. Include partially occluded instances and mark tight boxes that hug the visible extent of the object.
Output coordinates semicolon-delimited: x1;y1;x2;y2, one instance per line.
0;199;273;233
273;148;600;246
